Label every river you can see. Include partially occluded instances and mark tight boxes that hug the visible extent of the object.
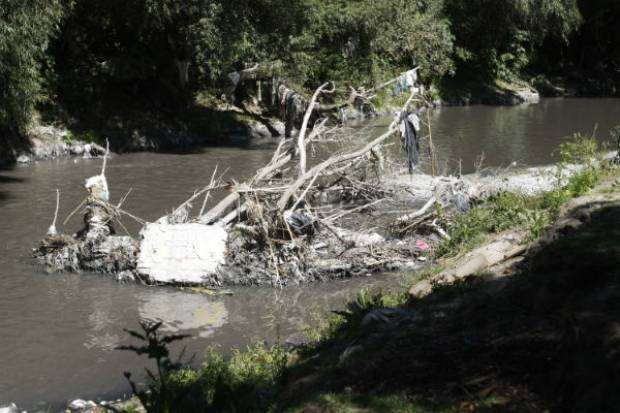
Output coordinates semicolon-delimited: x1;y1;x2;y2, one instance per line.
0;98;618;410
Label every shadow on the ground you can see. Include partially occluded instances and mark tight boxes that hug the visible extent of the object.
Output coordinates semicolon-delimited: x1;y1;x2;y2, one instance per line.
280;201;620;413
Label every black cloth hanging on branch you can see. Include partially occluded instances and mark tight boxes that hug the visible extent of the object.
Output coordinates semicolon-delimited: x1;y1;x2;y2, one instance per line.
398;110;421;174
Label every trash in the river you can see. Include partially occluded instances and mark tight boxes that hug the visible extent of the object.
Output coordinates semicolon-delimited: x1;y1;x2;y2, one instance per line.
68;399;97;410
34;78;588;289
187;287;234;296
0;403;18;413
416;239;429;251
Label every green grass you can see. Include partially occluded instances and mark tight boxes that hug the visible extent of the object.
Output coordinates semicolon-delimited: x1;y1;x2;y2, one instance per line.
158;343;287;413
434;191;553;258
435;131;613;258
285;392;518;413
285;392;441;413
64;127;103;145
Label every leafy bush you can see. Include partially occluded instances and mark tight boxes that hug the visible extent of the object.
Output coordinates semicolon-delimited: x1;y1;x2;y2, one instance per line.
0;0;64;134
118;320;287;413
117;320;190;413
436;192;546;257
558;131;600;166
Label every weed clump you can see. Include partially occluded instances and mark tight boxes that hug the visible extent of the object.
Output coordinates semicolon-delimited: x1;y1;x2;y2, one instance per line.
436;130;613;258
117;321;287;413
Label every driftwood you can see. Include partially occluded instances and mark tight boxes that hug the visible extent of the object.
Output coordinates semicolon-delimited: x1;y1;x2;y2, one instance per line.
35;72;458;286
277;91;417;211
35;68;587;288
47;188;60;236
297;82;334;175
198;118;328;225
409;233;527;298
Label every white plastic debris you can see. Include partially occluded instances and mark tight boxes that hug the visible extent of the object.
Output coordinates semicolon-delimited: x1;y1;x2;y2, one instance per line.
68;399;96;410
85;174;109;201
0;403;18;413
137;223;228;284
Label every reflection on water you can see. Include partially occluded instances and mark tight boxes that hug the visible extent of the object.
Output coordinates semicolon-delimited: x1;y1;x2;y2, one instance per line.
138;292;228;338
0;98;618;409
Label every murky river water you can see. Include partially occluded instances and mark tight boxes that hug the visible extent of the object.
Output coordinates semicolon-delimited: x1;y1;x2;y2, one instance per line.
0;98;618;409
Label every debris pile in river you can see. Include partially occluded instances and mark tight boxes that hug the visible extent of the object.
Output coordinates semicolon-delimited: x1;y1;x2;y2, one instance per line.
33;82;586;287
33;142;140;281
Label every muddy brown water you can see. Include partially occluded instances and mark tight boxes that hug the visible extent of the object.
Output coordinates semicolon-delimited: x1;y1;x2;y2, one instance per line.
0;98;618;410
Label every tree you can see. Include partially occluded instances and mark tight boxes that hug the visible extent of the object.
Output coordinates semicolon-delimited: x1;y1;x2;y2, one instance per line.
144;0;221;89
0;0;64;134
446;0;582;81
370;0;454;83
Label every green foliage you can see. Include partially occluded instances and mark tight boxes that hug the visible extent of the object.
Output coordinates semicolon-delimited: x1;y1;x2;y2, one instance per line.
539;189;569;218
198;343;287;412
118;320;287;413
368;0;455;82
445;0;581;81
296;0;454;86
303;309;347;344
489;31;530;82
63;129;74;145
556;131;604;197
436;192;535;257
337;289;394;323
566;169;599;196
1;0;611;145
437;133;609;257
117;320;190;413
436;191;561;257
302;287;412;345
0;0;64;134
558;131;599;165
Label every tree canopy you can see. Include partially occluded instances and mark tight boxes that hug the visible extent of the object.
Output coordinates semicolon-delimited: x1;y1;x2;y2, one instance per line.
1;0;617;137
0;0;63;134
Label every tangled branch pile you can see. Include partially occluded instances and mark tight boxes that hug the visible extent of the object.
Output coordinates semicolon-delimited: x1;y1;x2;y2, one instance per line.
33;84;583;287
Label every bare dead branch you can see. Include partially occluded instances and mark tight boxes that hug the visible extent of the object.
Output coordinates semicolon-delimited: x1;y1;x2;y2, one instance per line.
298;82;331;175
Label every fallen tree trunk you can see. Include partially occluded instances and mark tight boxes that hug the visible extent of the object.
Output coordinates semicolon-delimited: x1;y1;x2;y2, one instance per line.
297;82;333;175
198;118;328;225
409;233;527;298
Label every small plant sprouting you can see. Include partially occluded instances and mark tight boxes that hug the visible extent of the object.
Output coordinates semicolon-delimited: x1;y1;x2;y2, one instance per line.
116;320;190;413
611;125;620;164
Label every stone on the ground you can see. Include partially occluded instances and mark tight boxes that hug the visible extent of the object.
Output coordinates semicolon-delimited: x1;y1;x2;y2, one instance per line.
68;399;96;411
137;223;228;284
514;88;540;104
0;403;18;413
16;155;31;164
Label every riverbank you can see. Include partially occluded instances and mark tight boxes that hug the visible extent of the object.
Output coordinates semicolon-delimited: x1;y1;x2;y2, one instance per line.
5;73;619;169
439;74;620;107
0;106;287;167
33;95;605;287
0;75;601;168
38;134;620;413
3;100;619;411
273;163;620;413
